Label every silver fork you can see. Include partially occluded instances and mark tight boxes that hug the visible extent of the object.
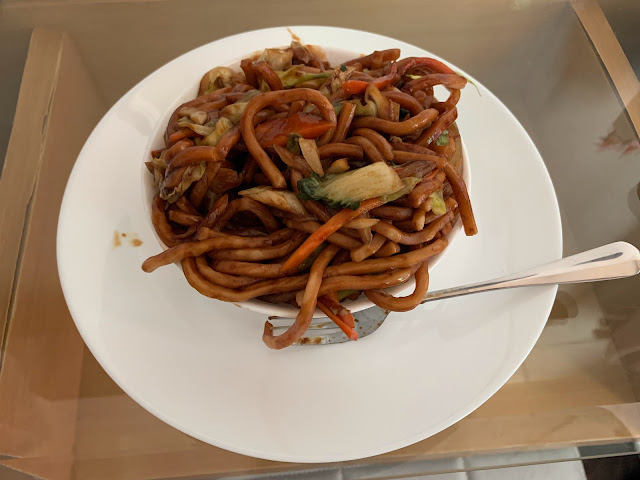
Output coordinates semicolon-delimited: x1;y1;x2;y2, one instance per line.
268;242;640;345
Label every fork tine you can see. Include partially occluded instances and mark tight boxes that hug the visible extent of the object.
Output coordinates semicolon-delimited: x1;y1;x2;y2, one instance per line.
266;306;392;345
294;330;347;345
272;324;341;333
268;319;336;330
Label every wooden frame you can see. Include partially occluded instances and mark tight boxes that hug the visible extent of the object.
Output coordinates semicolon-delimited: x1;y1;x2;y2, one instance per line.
0;30;105;480
572;0;640;137
1;7;639;477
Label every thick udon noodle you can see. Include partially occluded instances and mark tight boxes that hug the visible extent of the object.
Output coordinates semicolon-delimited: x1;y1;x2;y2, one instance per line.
143;43;477;349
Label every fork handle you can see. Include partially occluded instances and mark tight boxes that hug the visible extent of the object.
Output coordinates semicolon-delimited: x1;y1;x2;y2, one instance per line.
421;241;640;303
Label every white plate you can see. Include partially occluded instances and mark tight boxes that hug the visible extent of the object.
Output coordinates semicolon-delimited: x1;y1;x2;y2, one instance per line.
57;26;561;463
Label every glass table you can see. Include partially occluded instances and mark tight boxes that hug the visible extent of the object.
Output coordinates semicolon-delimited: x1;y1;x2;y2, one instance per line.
0;0;638;478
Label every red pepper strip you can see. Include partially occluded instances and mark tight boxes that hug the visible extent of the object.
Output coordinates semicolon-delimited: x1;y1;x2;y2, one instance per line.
255;112;335;148
341;63;398;95
397;57;456;76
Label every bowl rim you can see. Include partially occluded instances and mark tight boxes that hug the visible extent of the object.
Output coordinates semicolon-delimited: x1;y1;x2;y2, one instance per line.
140;44;471;318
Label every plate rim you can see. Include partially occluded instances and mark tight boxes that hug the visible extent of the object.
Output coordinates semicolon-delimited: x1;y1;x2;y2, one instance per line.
57;25;563;463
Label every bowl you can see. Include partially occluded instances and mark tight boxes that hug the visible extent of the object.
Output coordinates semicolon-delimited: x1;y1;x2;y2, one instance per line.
141;45;471;318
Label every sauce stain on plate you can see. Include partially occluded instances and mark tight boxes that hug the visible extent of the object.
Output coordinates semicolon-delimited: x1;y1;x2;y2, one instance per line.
113;230;122;248
113;230;144;248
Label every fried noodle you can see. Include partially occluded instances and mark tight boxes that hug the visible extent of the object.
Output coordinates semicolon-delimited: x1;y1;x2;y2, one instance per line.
143;44;477;348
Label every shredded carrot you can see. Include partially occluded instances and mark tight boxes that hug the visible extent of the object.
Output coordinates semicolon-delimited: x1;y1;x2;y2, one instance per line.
342;63;398;95
168;128;193;143
324;291;340;304
255;112;335;148
280;197;384;273
320;294;355;328
318;300;358;341
341;80;370;95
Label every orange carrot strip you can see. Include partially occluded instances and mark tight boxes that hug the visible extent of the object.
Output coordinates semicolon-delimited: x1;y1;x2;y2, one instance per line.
168;128;193;143
280;197;384;273
342;63;398;95
320;294;355;328
324;291;340;305
255;112;335;148
317;300;358;341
